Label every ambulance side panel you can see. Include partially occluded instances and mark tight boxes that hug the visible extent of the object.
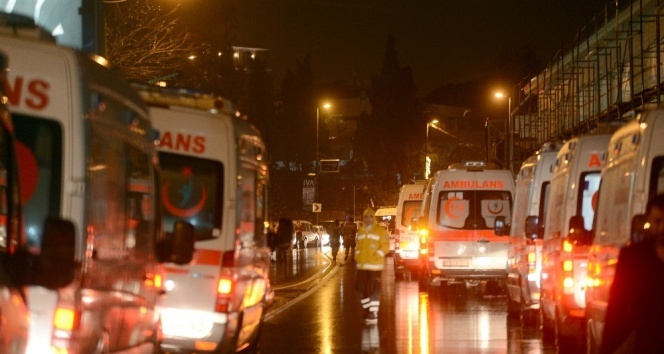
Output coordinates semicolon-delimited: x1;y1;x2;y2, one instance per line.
540;133;610;341
506;148;558;316
587;110;664;349
0;56;30;352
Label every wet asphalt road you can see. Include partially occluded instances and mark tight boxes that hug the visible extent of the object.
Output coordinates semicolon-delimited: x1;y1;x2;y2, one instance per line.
260;245;561;354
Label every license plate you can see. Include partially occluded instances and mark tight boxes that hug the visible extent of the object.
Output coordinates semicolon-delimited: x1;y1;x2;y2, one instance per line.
442;258;469;267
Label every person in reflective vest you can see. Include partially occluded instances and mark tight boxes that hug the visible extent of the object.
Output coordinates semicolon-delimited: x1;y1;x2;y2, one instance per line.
354;207;389;324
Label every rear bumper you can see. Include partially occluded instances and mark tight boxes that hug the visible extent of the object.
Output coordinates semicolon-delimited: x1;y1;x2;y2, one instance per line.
425;267;506;281
395;251;419;269
160;309;238;353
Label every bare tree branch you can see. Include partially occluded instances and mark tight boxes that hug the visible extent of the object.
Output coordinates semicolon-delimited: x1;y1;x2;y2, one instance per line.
104;0;200;83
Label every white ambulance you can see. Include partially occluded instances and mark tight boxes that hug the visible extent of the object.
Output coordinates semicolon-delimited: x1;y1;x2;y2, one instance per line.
539;133;611;349
0;47;75;353
394;182;426;276
586;109;664;352
0;15;193;354
417;161;514;290
136;85;273;354
506;142;560;326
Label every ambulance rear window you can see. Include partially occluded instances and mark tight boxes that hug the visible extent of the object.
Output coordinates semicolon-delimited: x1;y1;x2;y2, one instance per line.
14;114;62;251
159;152;222;242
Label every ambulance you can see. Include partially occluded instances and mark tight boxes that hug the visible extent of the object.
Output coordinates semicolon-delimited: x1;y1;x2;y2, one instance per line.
0;47;77;353
417;161;514;290
136;85;273;354
394;182;426;276
506;142;560;326
586;109;664;352
0;14;193;354
539;133;611;349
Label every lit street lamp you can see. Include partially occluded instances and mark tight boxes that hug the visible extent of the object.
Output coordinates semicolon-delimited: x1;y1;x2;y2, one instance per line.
425;119;439;179
315;102;331;225
494;92;512;172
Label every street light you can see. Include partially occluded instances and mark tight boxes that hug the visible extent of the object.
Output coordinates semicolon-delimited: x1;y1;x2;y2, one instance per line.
315;102;331;225
425;119;439;179
494;92;512;172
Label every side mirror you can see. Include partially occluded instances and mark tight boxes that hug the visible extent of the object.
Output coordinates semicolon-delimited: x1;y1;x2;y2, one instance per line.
36;218;76;289
568;215;591;245
494;216;509;236
630;214;649;244
525;216;540;240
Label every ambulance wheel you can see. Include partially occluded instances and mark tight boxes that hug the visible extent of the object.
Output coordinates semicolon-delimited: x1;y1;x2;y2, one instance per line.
541;308;555;344
586;319;600;354
521;309;539;328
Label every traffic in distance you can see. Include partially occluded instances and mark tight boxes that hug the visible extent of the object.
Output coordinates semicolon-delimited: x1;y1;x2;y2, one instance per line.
0;10;662;354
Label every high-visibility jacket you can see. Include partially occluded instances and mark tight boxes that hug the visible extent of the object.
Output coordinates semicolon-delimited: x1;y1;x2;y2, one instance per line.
355;224;390;271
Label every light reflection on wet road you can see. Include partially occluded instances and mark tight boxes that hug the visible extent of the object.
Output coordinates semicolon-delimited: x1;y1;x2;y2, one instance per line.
261;246;559;354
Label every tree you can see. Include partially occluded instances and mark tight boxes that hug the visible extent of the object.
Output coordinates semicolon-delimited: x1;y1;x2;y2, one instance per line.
357;34;423;200
103;0;199;83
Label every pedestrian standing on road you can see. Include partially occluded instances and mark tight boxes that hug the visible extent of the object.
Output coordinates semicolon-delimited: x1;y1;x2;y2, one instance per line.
275;218;294;261
328;219;342;263
343;217;358;262
355;207;389;324
600;194;664;354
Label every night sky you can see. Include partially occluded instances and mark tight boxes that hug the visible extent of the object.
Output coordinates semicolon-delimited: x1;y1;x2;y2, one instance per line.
180;0;611;95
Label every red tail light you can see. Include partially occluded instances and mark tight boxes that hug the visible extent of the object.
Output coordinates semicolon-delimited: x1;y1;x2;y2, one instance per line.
562;239;574;292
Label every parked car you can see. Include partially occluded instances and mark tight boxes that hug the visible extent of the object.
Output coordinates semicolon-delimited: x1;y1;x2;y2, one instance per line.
293;220;318;248
314;225;330;246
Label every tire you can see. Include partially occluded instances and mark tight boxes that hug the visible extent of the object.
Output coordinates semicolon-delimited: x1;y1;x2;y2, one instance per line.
541;308;555;344
556;313;586;353
587;319;600;354
521;309;539;328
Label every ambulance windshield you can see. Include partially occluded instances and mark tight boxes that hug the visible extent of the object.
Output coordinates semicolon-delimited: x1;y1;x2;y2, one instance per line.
437;190;512;230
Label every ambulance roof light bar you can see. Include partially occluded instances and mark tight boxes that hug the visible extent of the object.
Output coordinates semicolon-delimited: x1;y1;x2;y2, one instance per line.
448;160;487;171
131;82;237;115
